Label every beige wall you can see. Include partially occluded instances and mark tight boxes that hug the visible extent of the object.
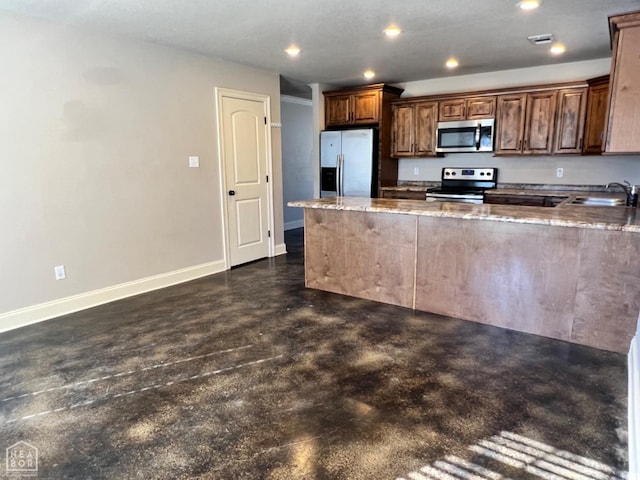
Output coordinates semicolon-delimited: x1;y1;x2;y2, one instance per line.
0;12;283;321
394;59;640;184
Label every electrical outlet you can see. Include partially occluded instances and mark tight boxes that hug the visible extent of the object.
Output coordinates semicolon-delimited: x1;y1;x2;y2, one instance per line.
54;265;66;280
556;167;564;178
188;156;199;168
414;167;420;176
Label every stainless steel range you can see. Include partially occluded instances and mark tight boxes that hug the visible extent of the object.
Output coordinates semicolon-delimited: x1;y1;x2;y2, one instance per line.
425;167;498;204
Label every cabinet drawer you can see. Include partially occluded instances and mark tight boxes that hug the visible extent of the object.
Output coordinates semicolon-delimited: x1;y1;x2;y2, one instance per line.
381;190;427;200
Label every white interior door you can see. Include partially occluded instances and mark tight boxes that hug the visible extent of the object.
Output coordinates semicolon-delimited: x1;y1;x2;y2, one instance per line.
218;91;272;267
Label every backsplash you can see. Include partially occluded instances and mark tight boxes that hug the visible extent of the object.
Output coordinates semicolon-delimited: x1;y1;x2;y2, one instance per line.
397;153;640;186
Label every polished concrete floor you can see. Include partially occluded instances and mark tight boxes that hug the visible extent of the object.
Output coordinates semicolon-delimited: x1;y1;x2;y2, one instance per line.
0;228;629;479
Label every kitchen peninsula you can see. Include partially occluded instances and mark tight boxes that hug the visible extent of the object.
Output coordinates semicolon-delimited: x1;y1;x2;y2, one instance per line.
288;197;640;353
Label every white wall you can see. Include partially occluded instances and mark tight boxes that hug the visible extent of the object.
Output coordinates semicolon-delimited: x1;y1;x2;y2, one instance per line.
398;153;640;185
281;96;314;230
0;12;283;327
396;59;640;184
397;59;611;97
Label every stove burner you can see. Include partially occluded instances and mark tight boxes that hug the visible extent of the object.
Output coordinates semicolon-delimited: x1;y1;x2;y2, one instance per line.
425;167;498;204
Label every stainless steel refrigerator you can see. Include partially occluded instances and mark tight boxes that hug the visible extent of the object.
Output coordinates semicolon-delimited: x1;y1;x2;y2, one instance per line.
320;128;378;197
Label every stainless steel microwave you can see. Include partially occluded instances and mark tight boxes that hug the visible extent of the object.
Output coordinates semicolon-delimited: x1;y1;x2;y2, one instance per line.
436;119;495;153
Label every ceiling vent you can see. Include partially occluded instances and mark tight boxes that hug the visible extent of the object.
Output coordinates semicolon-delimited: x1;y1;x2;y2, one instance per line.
527;33;554;45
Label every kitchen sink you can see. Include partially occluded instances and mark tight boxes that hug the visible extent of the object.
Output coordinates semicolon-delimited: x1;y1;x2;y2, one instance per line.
569;196;627;206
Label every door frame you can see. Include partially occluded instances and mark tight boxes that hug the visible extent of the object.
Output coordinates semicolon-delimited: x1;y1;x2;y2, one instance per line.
215;87;275;269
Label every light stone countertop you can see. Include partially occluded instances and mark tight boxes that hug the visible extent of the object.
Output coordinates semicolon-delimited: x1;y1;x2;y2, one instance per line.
380;184;626;194
484;188;627;199
288;197;640;233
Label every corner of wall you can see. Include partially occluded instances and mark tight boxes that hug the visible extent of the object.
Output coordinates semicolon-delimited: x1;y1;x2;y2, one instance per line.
0;260;226;334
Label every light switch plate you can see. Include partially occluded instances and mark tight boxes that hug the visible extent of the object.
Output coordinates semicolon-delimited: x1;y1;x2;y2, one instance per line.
189;156;199;168
54;265;66;280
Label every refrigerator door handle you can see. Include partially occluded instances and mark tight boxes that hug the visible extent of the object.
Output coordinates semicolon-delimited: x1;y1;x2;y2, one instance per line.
338;154;343;196
336;154;341;196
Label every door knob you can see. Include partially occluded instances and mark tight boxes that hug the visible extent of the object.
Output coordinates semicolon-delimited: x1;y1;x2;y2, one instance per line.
228;190;236;196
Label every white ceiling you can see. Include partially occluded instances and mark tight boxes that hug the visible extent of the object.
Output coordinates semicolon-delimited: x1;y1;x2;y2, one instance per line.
1;0;639;91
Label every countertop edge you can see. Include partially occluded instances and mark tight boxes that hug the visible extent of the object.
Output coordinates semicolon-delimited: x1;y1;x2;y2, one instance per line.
288;198;640;233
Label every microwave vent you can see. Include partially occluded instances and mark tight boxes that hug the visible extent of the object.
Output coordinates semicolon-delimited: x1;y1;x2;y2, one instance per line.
527;33;554;45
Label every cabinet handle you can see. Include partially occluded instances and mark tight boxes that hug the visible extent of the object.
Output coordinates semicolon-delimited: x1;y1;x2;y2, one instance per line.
578;137;583;150
517;139;522;151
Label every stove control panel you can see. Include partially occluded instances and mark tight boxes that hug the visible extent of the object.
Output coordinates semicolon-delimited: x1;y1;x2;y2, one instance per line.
442;167;497;180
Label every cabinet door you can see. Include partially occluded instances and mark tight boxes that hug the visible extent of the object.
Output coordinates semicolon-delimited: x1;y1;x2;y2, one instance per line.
605;20;640;153
554;88;587;154
495;94;526;154
466;96;496;119
415;102;438;156
523;91;557;154
325;94;351;126
391;105;415;157
381;190;428;200
583;83;609;154
352;91;380;124
438;99;466;121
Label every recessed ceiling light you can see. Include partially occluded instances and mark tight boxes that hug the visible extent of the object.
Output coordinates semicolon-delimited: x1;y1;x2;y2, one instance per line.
383;25;402;37
550;43;566;55
518;0;541;10
363;70;376;79
445;58;459;69
284;45;300;56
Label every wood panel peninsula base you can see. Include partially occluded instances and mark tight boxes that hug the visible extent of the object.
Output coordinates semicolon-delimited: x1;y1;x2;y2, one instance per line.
290;198;640;354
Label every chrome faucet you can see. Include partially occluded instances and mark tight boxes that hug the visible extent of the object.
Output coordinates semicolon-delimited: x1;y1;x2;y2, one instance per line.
605;180;631;194
605;180;637;206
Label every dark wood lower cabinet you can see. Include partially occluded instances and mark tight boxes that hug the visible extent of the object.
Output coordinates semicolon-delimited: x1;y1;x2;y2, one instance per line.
484;193;568;207
380;189;428;200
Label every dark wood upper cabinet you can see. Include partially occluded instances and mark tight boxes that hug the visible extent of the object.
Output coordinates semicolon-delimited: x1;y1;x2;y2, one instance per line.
325;94;351;126
495;90;557;155
554;88;587;154
604;11;640;153
391;101;438;157
523;90;557;154
582;76;609;155
324;84;403;128
438;96;495;122
415;102;439;156
391;104;414;157
325;92;374;127
351;91;379;123
495;94;526;154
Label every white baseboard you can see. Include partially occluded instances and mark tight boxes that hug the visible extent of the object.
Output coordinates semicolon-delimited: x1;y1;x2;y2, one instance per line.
284;219;304;231
0;260;227;334
274;243;287;256
630;334;639;480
